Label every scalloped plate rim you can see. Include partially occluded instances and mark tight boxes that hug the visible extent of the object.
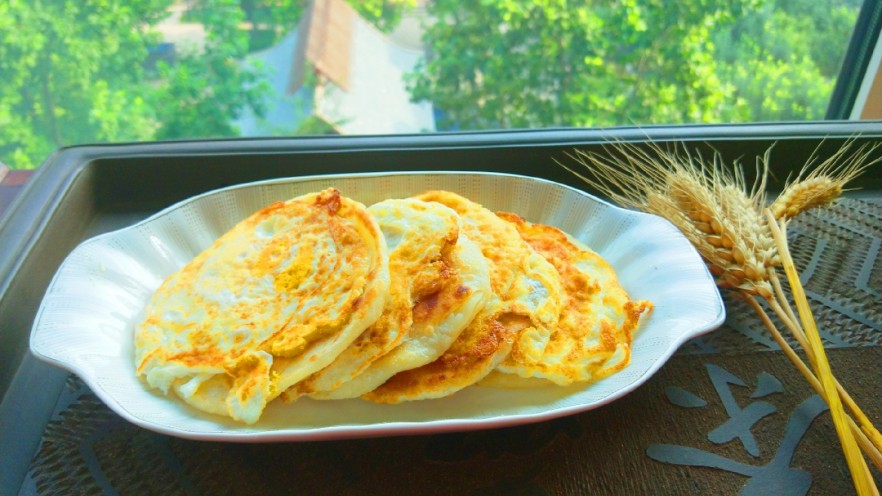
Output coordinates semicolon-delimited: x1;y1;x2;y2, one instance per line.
29;171;725;441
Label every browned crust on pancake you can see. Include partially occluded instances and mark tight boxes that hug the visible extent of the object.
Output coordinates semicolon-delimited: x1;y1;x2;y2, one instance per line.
363;313;528;403
359;191;559;403
135;187;388;423
495;212;652;384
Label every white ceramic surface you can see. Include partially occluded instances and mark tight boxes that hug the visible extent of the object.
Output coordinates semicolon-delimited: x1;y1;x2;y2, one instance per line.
30;172;724;441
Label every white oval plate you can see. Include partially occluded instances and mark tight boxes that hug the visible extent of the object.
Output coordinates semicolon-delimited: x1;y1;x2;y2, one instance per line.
30;171;724;441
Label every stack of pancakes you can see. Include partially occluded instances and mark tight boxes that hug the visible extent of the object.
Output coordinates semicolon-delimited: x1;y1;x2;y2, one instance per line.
135;188;652;424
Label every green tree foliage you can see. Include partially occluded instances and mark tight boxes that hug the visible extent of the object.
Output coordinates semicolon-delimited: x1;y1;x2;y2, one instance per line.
189;0;413;52
155;0;270;139
0;0;860;169
0;0;271;169
0;0;415;169
408;0;859;130
186;0;307;52
352;0;416;33
0;0;170;168
713;0;860;121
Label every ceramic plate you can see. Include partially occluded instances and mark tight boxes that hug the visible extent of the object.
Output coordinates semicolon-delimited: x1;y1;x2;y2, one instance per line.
30;172;724;441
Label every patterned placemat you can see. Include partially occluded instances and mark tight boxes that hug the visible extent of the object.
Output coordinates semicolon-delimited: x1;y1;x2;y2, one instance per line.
21;197;882;495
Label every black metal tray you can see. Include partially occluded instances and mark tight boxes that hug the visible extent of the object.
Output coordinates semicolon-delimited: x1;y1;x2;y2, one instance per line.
1;121;880;493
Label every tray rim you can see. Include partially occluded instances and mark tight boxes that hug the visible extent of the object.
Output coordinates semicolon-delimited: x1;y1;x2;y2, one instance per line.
0;122;878;489
5;120;881;288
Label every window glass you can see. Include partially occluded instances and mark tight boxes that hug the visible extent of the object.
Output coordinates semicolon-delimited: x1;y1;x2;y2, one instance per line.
0;0;865;169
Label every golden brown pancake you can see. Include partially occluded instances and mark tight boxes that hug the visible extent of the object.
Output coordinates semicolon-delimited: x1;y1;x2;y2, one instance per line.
134;188;389;424
362;191;563;404
488;212;653;386
287;198;490;400
306;199;492;400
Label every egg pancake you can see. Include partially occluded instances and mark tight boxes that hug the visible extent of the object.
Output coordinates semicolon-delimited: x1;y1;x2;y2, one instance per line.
362;191;563;404
287;198;486;399
489;212;653;386
308;203;492;401
134;188;390;424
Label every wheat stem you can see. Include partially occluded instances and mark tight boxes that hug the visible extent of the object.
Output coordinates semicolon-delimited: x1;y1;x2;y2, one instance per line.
746;296;882;474
855;422;882;480
770;272;800;330
766;298;820;375
563;140;882;493
765;284;882;455
766;210;875;495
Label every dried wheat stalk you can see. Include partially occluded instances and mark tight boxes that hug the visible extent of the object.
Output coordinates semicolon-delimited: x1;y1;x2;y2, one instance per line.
561;139;881;495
